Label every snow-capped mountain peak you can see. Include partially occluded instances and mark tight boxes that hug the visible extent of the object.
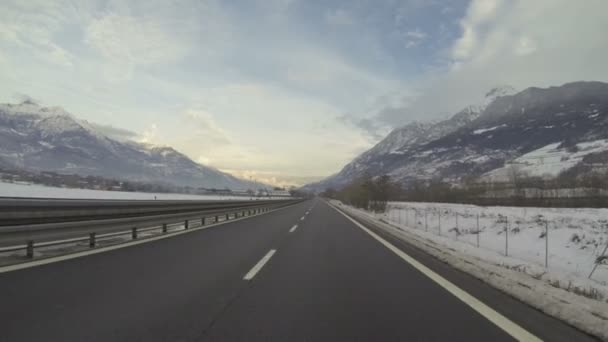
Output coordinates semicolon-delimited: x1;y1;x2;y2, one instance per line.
0;101;262;189
303;81;608;192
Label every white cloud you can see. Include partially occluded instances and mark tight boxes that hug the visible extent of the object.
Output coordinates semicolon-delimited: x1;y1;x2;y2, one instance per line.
405;29;427;40
451;0;503;60
514;36;537;56
403;28;428;49
85;13;191;81
0;0;77;68
325;9;354;26
138;123;159;144
184;109;233;146
282;45;401;109
379;0;608;126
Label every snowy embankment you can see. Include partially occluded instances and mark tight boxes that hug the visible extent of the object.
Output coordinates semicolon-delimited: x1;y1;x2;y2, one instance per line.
0;182;287;201
331;200;608;340
384;201;608;283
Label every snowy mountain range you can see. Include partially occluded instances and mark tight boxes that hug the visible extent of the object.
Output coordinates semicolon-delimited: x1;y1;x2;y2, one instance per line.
305;81;608;191
0;101;261;189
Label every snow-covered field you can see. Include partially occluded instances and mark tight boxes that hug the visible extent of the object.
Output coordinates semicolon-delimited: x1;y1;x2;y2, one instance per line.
0;181;287;201
334;201;608;339
484;138;608;180
383;201;608;283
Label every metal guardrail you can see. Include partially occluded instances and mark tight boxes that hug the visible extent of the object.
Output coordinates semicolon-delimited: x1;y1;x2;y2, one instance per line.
0;198;301;258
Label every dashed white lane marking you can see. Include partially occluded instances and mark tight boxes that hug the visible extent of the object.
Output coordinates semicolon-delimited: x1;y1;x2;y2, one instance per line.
243;249;276;280
0;204;295;274
300;216;305;221
289;225;298;233
330;203;541;342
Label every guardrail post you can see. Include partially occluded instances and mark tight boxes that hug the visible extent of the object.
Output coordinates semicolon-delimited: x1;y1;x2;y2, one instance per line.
215;215;219;223
89;233;96;248
226;213;230;220
201;217;205;226
185;220;189;229
26;240;34;258
132;227;138;239
162;223;168;234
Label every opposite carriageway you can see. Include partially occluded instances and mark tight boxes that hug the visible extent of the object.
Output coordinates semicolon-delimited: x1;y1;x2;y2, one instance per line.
0;197;302;260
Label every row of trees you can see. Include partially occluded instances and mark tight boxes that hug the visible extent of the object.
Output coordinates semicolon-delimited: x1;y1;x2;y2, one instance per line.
322;174;394;212
321;166;608;209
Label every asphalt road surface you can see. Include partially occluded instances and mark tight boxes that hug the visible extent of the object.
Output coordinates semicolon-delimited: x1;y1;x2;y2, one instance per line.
0;198;598;341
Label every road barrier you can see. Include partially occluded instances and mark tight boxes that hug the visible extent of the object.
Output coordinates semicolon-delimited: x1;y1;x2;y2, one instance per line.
0;198;301;259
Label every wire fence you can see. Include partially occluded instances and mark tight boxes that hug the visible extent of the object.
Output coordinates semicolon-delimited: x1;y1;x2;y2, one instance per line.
383;203;608;281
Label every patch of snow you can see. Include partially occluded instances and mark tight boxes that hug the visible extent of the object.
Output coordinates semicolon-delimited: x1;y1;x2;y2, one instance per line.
0;182;288;201
383;201;608;283
473;124;506;135
39;141;54;149
484;139;608;181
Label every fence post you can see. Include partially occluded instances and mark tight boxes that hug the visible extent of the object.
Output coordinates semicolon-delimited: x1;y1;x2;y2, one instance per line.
454;213;458;240
438;210;441;236
545;220;549;268
425;210;428;232
162;223;168;234
406;207;409;226
132;227;138;240
476;214;480;248
589;240;608;279
89;233;96;248
398;208;402;225
26;240;34;258
505;217;509;257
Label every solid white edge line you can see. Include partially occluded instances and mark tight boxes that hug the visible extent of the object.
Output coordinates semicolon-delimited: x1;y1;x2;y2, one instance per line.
328;202;542;342
289;224;298;233
0;203;299;274
243;249;276;280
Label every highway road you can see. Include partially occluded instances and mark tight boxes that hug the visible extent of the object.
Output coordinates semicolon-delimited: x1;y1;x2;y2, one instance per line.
0;198;598;341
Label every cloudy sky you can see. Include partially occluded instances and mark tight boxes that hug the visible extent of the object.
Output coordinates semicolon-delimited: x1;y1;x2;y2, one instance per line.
1;0;607;186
